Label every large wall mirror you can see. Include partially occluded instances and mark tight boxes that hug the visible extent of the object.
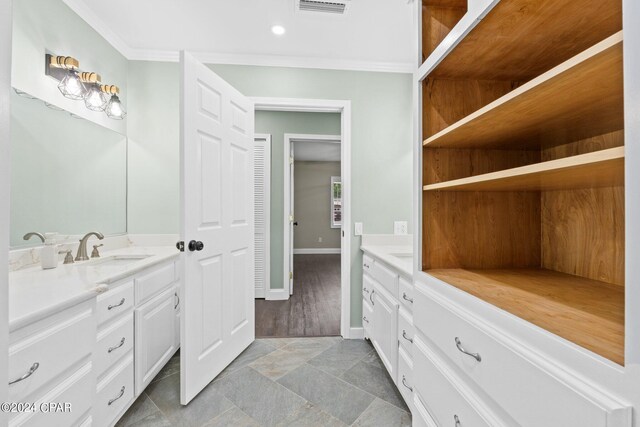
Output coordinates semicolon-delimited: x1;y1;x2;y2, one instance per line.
10;89;127;248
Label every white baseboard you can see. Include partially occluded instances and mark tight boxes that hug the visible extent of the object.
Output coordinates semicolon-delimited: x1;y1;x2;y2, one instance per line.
293;248;341;255
346;327;365;339
266;288;289;301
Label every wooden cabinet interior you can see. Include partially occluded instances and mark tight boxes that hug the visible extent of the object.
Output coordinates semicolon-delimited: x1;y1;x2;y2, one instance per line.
422;0;467;64
421;0;625;364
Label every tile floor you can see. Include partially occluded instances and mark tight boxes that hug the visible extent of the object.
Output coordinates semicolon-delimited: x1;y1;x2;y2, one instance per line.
116;338;411;427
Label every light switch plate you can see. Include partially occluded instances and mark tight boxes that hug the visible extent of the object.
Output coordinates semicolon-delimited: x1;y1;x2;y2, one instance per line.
354;222;363;236
394;221;408;235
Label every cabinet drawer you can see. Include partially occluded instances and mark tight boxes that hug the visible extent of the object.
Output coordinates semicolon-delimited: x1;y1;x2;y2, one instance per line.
372;283;399;383
413;394;438;427
413;335;506;427
363;299;374;337
415;281;631;427
97;281;134;326
135;262;176;305
372;260;399;296
398;306;414;356
95;313;134;380
9;304;94;402
363;254;374;273
95;355;134;427
10;362;93;427
399;276;414;312
398;345;414;414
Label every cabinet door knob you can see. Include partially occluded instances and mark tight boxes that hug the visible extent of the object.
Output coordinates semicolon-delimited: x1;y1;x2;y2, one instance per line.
455;337;481;362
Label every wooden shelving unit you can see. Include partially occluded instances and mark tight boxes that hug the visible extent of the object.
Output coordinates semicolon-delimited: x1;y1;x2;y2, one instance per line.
428;269;625;365
420;0;625;364
424;34;623;150
423;147;624;192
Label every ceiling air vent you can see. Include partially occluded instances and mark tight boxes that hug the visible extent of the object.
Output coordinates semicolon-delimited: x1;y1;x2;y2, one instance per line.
296;0;351;15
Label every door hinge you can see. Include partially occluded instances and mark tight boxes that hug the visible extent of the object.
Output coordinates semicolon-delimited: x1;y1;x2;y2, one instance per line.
289;214;294;222
289;156;294;164
289;271;293;279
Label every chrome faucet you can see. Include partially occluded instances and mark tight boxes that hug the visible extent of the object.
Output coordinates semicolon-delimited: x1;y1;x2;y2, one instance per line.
76;231;104;261
23;232;45;243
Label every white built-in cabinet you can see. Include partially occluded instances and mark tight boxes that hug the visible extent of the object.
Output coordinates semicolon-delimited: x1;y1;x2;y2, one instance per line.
362;253;415;413
7;259;180;427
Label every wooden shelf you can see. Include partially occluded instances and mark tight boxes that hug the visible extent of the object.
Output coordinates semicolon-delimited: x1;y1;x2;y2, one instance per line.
424;33;623;150
427;268;624;365
430;0;622;80
423;147;624;192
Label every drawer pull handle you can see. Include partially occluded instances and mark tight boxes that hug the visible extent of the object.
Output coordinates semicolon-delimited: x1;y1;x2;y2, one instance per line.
455;337;481;362
402;330;413;343
364;263;370;269
363;316;369;323
108;337;126;353
9;362;39;385
370;289;375;306
454;415;461;426
108;298;126;310
108;386;125;406
363;286;369;294
174;292;180;310
401;375;413;392
402;293;414;304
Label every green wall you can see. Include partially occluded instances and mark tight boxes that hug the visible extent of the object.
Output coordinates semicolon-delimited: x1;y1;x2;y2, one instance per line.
127;62;413;328
256;111;341;290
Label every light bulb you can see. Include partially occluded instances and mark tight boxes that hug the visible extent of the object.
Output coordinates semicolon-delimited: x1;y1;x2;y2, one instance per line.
57;69;86;100
271;25;286;35
84;84;108;111
105;94;126;120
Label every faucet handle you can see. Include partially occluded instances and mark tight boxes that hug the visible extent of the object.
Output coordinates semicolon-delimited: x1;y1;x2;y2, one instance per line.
91;244;104;258
59;250;74;264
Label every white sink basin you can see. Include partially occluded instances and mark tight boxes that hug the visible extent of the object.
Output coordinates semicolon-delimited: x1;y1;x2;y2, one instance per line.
80;255;151;267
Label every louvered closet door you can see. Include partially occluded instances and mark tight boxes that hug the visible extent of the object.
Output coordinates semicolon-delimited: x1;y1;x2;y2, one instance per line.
254;136;271;299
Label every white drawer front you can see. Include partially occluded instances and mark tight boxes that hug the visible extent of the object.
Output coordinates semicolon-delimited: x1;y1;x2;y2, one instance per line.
413;335;507;427
97;281;134;326
399;276;414;312
363;299;374;337
9;306;94;402
135;262;176;305
415;281;632;427
398;306;414;356
95;356;134;427
413;394;438;427
372;260;399;296
398;345;414;414
95;313;134;380
10;362;93;427
363;254;375;273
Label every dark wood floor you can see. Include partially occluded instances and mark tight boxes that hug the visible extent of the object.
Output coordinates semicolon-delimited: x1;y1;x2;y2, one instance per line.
255;254;341;337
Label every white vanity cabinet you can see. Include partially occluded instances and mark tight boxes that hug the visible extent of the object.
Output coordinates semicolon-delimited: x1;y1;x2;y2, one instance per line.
361;251;415;411
8;300;96;427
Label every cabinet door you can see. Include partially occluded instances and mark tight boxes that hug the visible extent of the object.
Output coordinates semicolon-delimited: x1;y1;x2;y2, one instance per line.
372;284;399;383
135;286;177;395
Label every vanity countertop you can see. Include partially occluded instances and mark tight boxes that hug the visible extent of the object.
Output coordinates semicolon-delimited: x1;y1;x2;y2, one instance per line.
360;234;413;278
9;246;179;332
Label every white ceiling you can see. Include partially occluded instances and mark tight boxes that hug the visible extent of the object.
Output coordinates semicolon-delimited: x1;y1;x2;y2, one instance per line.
63;0;415;72
293;141;341;162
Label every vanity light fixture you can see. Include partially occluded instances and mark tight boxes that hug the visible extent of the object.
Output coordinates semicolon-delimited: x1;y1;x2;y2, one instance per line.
102;85;126;120
81;72;108;112
46;55;86;100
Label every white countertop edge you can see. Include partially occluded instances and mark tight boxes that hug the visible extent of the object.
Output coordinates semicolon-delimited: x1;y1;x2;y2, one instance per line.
361;244;413;278
96;251;180;284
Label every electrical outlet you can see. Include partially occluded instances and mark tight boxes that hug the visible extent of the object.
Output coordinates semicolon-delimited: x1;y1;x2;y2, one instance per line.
354;222;363;236
394;221;408;235
318;237;323;243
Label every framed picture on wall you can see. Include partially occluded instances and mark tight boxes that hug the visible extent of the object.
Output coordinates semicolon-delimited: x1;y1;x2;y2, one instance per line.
331;176;342;228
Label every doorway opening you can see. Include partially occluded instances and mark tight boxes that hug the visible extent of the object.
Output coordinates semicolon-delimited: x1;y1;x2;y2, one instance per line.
251;99;352;339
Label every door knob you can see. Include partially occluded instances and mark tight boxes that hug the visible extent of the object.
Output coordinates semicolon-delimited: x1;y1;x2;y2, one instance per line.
188;240;204;251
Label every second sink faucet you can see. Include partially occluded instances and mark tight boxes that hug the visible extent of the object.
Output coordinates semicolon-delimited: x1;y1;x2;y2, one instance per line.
76;231;104;261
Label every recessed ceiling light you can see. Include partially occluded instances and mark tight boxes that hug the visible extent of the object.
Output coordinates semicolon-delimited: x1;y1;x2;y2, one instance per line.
271;25;286;36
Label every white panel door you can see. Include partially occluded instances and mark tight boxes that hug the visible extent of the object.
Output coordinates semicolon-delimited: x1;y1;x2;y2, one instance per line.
180;52;255;404
289;144;295;295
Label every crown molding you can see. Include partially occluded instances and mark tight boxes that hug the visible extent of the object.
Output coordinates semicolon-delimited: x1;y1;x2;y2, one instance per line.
63;0;414;74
